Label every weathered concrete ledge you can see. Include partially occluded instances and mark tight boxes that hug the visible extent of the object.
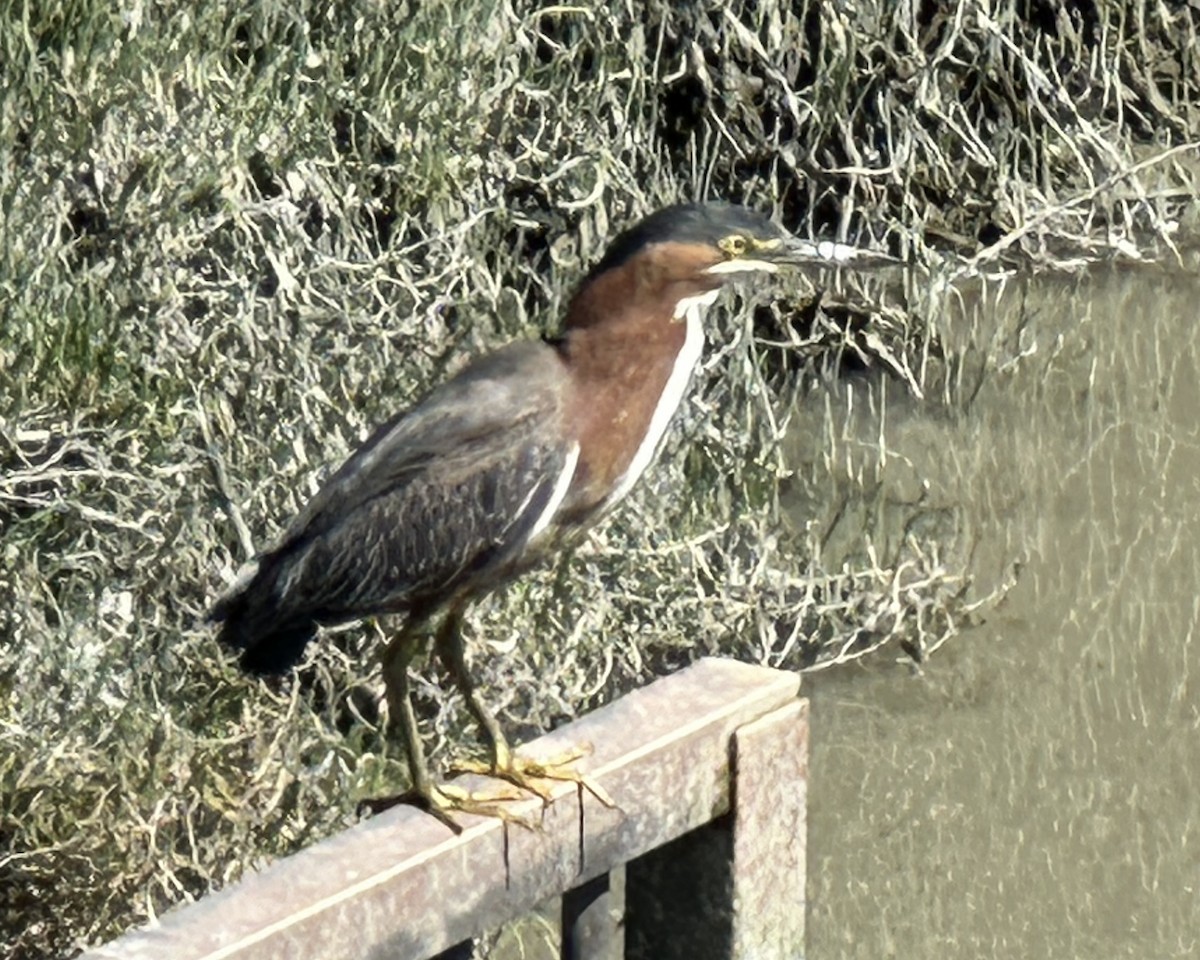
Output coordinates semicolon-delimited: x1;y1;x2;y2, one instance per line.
83;657;806;960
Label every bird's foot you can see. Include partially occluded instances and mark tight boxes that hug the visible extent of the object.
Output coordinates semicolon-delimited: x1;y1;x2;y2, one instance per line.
356;780;536;834
451;743;616;809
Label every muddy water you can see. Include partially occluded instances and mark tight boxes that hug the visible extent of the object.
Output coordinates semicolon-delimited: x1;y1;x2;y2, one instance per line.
803;268;1200;958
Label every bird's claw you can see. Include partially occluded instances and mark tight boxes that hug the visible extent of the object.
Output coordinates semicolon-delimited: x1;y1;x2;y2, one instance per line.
450;743;617;809
357;781;538;833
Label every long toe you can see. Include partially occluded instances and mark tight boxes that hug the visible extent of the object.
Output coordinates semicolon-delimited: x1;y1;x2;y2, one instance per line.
455;744;616;809
358;782;537;833
451;756;554;802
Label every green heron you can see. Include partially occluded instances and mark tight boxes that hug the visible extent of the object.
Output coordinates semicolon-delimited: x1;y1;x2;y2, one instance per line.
211;202;890;827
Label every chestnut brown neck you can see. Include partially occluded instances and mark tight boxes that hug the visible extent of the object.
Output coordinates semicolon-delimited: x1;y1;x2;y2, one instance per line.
554;242;724;523
563;241;723;334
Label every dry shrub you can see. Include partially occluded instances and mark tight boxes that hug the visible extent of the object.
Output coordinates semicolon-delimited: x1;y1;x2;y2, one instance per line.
1;1;1197;956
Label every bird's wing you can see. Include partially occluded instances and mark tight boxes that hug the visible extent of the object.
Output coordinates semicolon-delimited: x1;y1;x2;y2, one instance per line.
238;341;575;621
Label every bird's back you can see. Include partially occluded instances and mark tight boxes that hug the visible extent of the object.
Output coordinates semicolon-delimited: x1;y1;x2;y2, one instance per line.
212;341;573;674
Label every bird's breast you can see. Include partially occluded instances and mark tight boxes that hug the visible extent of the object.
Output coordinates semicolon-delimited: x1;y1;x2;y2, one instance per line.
557;303;705;527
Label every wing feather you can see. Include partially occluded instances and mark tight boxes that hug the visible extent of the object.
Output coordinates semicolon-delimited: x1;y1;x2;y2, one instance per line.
213;341;573;671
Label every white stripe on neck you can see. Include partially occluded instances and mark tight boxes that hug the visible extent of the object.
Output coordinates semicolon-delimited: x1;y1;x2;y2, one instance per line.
601;288;716;511
525;442;580;544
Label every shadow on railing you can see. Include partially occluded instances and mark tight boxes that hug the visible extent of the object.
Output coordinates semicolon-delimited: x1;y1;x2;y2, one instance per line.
83;658;808;960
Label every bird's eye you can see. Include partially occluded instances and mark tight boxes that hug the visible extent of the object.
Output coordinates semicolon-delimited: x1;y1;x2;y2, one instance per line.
719;235;748;257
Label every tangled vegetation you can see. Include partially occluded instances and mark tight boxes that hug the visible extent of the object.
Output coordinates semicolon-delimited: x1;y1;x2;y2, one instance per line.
1;0;1197;956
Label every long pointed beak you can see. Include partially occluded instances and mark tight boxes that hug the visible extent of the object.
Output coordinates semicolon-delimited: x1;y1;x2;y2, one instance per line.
770;234;899;270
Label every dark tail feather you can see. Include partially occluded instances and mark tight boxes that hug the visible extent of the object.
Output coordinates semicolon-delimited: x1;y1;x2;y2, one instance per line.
223;618;319;675
210;568;318;675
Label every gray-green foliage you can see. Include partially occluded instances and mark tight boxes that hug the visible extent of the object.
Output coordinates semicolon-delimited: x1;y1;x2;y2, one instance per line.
1;0;1197;956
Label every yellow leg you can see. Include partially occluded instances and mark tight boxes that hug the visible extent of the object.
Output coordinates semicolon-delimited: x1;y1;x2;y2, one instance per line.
435;604;615;809
433;604;514;771
363;615;531;832
381;619;433;794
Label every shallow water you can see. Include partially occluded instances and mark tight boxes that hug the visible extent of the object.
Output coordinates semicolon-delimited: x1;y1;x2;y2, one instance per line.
804;268;1200;958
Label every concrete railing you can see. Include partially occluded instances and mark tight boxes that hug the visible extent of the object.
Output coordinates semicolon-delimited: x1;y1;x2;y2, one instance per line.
83;658;809;960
